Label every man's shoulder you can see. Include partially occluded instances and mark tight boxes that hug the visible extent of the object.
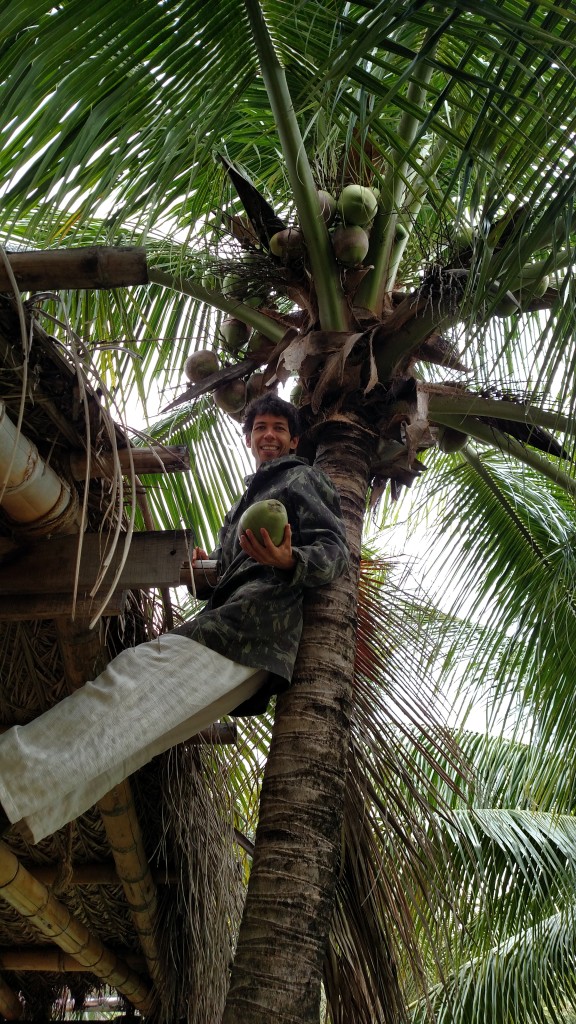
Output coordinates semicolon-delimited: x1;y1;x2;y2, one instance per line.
272;458;341;510
265;456;331;487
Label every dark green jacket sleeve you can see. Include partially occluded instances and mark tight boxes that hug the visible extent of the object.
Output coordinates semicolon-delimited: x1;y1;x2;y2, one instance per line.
279;465;349;587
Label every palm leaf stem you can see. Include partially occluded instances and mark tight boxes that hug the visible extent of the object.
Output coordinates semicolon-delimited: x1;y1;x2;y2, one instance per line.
448;421;576;498
147;269;286;342
380;105;470;293
374;298;458;377
427;394;575;437
358;38;436;313
243;0;348;332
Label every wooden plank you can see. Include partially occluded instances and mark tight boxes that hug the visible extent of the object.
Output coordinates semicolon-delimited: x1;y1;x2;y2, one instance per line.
0;531;192;596
0;592;127;621
0;948;145;973
0;247;148;292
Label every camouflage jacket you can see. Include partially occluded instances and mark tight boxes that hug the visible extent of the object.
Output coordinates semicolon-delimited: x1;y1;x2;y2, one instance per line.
173;455;348;701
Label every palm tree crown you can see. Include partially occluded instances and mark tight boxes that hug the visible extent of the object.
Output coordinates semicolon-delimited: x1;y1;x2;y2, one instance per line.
1;2;576;1022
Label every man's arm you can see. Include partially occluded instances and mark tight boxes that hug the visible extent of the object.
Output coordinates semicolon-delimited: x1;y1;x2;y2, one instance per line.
239;466;348;585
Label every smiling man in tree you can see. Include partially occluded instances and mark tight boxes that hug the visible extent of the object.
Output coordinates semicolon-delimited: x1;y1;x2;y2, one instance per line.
0;395;349;843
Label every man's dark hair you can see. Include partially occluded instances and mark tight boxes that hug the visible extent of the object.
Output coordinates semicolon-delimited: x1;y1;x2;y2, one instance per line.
243;394;300;438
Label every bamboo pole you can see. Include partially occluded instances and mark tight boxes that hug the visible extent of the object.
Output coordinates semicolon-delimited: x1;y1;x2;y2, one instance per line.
0;247;148;292
0;402;79;533
23;863;176;886
0;843;151;1014
97;782;162;988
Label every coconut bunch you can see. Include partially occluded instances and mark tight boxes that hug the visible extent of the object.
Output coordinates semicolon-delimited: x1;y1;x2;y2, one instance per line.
183;314;277;420
269;184;379;269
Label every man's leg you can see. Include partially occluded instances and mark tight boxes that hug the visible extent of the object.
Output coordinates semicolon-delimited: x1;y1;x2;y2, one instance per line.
0;634;265;844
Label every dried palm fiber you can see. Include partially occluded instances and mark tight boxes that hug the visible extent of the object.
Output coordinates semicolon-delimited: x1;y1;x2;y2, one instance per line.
145;738;249;1024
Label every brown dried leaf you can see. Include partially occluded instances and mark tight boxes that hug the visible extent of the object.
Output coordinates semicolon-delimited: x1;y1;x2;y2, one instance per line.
311;333;363;413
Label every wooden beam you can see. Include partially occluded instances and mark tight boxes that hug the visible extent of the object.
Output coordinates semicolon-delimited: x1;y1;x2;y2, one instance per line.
0;948;145;973
0;592;127;621
0;976;22;1019
0;530;192;596
21;862;176;886
0;247;148;292
180;559;219;591
0;843;151;1014
69;445;190;481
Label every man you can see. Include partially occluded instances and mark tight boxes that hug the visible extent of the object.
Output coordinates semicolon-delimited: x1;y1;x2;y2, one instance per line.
0;395;348;843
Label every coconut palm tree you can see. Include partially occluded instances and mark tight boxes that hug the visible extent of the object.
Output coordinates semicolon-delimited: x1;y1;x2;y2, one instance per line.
1;2;576;1022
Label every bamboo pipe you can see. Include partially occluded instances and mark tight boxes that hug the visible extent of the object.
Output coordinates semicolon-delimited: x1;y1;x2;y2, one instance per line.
0;402;79;534
98;782;162;988
0;842;151;1014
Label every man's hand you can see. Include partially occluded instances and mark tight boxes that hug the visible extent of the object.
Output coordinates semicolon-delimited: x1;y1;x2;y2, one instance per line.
239;524;296;571
190;547;215;598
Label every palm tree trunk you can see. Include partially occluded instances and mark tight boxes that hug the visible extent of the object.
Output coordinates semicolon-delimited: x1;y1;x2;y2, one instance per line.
223;421;374;1024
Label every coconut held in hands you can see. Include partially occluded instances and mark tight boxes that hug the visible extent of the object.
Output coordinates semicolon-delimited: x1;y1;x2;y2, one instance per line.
238;499;288;546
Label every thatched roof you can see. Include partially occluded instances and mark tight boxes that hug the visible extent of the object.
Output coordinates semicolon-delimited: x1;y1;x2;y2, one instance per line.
0;277;244;1022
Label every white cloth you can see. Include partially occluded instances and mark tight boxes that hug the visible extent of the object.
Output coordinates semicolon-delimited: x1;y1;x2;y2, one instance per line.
0;634;266;843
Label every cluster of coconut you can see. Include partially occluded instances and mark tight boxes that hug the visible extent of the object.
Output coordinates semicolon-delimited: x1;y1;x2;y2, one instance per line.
268;184;379;268
183;319;276;416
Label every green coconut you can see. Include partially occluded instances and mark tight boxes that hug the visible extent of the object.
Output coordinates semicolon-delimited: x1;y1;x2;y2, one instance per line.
218;317;251;353
239;499;288;546
246;372;268;402
214;379;247;414
338;184;378;226
269;227;305;259
437;425;468;453
248;332;275;357
201;269;220;290
331;225;370;266
184;349;219;383
494;293;520;317
222;274;246;299
317;190;337;225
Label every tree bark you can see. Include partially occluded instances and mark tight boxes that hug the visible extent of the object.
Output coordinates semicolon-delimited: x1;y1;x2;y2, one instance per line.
223;420;374;1024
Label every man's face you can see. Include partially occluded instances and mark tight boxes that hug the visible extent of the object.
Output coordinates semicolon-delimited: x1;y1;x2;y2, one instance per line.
246;414;299;468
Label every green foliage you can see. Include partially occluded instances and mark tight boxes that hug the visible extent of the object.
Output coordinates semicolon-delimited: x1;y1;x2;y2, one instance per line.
2;1;576;1022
